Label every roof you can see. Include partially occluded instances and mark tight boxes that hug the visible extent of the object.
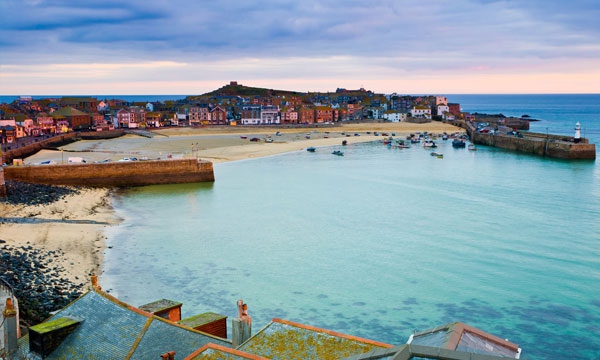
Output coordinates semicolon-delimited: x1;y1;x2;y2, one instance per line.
51;106;89;117
180;312;228;328
16;289;231;359
342;343;517;360
408;322;520;359
236;318;393;360
185;343;269;360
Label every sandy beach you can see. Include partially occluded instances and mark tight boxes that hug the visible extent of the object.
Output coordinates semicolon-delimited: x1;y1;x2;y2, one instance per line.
1;122;462;289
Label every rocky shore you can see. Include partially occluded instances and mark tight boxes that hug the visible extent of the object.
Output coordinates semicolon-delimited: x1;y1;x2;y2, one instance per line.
1;181;92;326
2;180;80;206
0;244;86;325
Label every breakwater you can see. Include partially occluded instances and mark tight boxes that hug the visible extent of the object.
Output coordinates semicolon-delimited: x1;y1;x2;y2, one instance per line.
461;122;596;160
1;130;125;165
3;158;214;187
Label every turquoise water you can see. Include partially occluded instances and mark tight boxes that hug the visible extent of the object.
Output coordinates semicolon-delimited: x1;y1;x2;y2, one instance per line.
102;95;600;359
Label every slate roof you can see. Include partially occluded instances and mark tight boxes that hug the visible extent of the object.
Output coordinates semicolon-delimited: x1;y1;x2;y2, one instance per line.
408;322;520;359
342;343;517;360
16;289;231;359
236;318;393;360
185;343;269;360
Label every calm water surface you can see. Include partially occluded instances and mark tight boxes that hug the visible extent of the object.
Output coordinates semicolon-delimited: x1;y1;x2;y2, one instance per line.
102;95;600;359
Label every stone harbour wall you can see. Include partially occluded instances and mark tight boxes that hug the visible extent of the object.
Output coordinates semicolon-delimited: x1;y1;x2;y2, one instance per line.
1;133;79;165
3;158;215;187
472;132;596;160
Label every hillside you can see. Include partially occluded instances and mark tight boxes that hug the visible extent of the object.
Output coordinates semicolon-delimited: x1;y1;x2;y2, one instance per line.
192;83;306;100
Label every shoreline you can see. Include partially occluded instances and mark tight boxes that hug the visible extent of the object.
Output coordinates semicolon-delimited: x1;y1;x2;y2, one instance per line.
0;122;462;321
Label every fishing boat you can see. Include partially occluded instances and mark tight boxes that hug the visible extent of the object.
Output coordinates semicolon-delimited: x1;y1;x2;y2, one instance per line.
307;147;316;152
422;140;437;148
452;138;466;148
397;140;410;148
430;152;443;158
332;150;344;156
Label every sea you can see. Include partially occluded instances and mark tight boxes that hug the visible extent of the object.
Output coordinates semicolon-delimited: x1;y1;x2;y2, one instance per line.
0;95;187;105
10;94;599;358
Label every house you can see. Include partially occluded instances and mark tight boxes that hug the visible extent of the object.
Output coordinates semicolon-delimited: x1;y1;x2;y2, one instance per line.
60;97;98;114
315;106;336;123
435;96;448;106
51;106;91;130
382;111;407;122
260;105;280;125
280;107;299;124
436;104;449;117
97;101;110;112
448;103;461;116
36;114;57;134
241;105;261;125
117;107;146;129
210;105;228;125
0;120;18;144
298;107;315;124
146;112;162;128
410;106;431;119
189;106;210;126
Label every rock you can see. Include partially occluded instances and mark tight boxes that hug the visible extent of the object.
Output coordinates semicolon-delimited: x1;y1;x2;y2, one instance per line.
0;244;85;325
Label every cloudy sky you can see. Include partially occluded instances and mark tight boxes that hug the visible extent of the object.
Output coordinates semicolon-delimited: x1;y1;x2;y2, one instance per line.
1;0;599;95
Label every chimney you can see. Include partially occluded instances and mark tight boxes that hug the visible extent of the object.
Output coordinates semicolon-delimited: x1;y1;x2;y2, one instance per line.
160;350;175;359
139;299;182;322
29;317;81;359
2;298;18;357
231;299;252;348
91;275;101;291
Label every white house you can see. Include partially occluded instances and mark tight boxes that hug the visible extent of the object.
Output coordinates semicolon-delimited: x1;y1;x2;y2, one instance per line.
260;105;280;124
437;105;449;117
383;111;407;122
410;106;431;119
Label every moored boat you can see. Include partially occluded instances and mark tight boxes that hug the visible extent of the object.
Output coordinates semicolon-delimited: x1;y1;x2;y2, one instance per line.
452;138;466;148
332;150;344;156
307;147;316;152
422;140;437;148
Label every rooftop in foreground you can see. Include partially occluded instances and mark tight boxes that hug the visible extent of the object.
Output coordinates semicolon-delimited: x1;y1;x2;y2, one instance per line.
1;277;523;359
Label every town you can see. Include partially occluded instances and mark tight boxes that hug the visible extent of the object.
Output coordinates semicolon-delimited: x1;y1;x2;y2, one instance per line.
0;82;465;147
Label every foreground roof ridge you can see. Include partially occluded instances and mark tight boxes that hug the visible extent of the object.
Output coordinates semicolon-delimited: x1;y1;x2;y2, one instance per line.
272;318;394;348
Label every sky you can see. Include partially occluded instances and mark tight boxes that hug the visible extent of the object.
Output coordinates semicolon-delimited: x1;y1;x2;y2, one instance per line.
0;0;599;95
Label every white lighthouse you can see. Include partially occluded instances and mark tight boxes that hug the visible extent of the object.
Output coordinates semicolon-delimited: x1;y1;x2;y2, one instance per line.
574;122;581;143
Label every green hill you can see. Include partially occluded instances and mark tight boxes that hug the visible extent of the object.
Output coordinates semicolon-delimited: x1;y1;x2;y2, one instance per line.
191;83;306;99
